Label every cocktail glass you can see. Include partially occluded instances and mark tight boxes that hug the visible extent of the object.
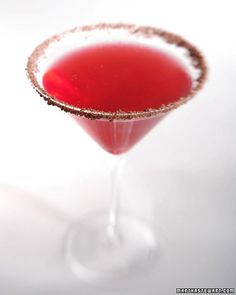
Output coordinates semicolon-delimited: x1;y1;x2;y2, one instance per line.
26;23;207;283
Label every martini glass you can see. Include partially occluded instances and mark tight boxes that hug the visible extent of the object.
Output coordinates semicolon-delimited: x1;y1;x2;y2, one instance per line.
26;23;207;283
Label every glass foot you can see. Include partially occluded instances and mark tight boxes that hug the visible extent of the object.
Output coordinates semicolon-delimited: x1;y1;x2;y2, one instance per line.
64;210;158;283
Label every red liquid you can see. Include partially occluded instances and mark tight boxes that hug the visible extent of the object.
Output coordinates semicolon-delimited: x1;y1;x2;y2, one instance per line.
43;43;192;154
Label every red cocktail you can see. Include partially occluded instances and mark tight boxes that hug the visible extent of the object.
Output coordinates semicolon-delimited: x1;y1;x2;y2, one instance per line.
43;43;192;154
27;24;207;283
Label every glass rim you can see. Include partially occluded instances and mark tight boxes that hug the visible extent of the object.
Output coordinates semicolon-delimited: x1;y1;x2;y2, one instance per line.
26;23;208;121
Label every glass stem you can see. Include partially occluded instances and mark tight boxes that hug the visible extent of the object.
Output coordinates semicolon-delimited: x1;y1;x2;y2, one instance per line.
107;154;126;240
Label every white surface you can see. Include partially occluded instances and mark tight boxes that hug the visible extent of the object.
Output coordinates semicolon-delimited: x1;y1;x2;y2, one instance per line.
0;0;236;294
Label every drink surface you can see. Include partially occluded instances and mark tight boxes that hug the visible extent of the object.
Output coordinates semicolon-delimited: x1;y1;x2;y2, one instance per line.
43;42;192;112
42;43;192;154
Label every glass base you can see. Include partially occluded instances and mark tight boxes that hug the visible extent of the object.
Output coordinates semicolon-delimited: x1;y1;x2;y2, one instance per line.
64;210;158;283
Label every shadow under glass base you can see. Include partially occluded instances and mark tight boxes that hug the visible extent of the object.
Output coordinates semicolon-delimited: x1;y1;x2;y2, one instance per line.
64;210;158;284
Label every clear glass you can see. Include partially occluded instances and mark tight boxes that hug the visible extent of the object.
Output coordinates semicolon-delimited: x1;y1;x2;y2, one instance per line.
26;23;207;283
65;154;158;283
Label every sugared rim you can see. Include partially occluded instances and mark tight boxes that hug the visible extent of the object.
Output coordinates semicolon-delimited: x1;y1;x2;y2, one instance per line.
26;23;207;121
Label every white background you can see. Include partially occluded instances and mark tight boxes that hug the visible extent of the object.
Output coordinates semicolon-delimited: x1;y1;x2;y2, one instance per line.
0;0;236;294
